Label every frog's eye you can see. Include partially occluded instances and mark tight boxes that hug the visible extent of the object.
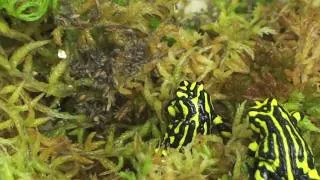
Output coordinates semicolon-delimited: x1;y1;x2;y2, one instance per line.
195;81;204;86
253;98;273;111
179;80;190;87
196;82;204;91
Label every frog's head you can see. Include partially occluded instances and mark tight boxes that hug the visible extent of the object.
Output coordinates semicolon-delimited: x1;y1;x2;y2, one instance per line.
250;98;277;113
176;80;204;98
247;98;278;134
167;80;204;118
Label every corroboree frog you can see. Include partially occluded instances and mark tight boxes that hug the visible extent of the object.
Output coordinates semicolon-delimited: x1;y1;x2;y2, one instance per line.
162;80;231;150
248;98;320;180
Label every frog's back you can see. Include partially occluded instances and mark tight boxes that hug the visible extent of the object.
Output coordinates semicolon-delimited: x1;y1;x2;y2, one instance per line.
248;98;320;180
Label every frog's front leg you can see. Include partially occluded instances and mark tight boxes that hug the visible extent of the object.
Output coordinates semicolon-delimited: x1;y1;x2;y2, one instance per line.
253;165;270;180
254;161;282;180
289;111;304;126
248;141;259;157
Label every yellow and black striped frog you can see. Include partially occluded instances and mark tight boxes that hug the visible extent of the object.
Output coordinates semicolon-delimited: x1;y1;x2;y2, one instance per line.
248;98;320;180
162;80;231;150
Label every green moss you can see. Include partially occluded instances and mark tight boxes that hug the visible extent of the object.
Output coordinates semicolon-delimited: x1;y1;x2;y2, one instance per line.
113;0;129;7
0;0;57;21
